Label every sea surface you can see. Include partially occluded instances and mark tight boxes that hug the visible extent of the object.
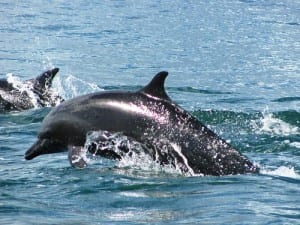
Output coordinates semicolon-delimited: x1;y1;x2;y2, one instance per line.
0;0;299;224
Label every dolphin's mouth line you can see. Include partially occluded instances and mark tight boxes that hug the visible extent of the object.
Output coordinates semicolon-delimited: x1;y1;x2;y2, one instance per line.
25;138;66;160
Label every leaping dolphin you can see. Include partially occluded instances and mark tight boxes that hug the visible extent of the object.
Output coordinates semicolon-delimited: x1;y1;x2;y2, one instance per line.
25;71;259;176
0;68;63;112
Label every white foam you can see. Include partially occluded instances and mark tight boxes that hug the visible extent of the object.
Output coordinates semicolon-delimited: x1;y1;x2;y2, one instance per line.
119;191;148;198
69;146;90;168
170;142;196;176
85;131;193;176
251;111;299;136
116;142;180;176
6;73;40;108
289;142;300;149
261;166;300;179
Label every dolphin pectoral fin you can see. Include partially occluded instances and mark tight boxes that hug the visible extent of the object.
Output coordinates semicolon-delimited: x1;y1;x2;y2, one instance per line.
68;146;88;168
25;138;66;160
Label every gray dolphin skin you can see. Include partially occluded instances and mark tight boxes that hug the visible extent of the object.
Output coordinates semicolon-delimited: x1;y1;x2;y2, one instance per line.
0;68;63;112
25;71;259;176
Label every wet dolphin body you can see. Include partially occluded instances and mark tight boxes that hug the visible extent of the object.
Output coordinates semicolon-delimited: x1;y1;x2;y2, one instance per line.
0;68;63;112
25;71;258;176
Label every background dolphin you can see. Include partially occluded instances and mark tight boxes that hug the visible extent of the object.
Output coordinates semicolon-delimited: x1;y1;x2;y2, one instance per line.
0;68;63;112
25;71;259;176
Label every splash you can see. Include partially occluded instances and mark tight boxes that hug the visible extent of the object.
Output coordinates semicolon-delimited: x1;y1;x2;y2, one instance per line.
289;142;300;149
260;166;300;179
68;146;90;168
251;110;299;136
52;73;102;100
6;73;40;108
84;130;195;176
169;143;195;175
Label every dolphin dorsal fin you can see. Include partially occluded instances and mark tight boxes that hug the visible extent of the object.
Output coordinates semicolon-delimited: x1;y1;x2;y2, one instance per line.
139;71;171;101
34;68;59;92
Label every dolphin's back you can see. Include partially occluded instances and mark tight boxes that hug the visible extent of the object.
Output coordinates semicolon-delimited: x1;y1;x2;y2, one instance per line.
38;91;167;144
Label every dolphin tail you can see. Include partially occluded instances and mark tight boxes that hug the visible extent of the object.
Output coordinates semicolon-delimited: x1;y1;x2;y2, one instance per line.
25;138;66;160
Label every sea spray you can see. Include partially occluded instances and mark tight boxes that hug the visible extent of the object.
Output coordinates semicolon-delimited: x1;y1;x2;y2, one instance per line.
260;166;300;179
52;73;102;100
250;110;299;137
85;130;195;176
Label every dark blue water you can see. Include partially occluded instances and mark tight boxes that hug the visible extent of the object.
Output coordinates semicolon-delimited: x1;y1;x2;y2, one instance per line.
1;1;299;224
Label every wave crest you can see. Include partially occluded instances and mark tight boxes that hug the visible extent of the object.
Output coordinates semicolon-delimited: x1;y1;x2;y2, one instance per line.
260;166;300;179
250;111;299;136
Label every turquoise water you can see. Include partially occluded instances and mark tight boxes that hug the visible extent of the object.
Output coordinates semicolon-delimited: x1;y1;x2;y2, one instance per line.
1;0;300;224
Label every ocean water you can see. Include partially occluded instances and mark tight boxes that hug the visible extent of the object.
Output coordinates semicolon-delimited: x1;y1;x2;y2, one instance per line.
0;0;299;224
